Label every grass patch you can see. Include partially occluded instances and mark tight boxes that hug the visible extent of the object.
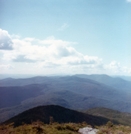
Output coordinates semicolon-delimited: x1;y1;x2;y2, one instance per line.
0;121;131;134
0;121;88;134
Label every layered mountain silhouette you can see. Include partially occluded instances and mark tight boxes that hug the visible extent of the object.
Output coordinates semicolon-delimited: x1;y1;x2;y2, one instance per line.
0;74;131;123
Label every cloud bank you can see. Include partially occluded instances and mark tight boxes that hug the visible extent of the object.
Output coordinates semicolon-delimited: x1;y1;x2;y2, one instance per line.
0;28;130;75
0;29;13;50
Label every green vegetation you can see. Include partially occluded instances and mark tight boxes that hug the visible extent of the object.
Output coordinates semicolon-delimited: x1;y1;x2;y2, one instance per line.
97;121;131;134
0;121;88;134
0;121;131;134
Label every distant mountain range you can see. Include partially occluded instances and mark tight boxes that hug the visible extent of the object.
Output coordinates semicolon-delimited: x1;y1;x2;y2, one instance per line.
74;74;131;92
0;74;131;123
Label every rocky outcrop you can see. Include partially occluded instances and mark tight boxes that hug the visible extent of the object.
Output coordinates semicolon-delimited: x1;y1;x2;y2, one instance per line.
78;127;98;134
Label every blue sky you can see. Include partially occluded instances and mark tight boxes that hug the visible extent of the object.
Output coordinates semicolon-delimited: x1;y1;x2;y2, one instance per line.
0;0;131;76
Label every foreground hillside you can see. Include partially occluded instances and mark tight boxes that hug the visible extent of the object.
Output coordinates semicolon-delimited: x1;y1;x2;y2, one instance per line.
0;122;88;134
1;105;131;134
3;105;109;127
1;121;131;134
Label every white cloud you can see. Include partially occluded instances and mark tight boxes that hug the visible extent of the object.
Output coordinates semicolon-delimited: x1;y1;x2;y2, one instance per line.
58;23;69;31
108;61;120;69
104;61;131;75
1;34;79;63
1;33;103;74
0;28;131;75
13;55;37;63
105;61;121;73
122;66;130;74
0;29;13;50
0;64;13;70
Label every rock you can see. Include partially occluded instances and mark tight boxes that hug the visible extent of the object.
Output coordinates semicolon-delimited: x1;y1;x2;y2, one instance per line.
78;127;98;134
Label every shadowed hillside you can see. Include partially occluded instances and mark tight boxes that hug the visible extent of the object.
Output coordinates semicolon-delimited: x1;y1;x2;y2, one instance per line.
3;105;111;127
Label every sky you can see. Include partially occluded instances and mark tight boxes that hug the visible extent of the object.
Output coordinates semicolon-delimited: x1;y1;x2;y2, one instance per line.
0;0;131;76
